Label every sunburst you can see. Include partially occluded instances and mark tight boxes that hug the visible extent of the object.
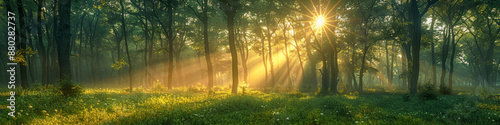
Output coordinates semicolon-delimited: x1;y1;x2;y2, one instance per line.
291;0;350;44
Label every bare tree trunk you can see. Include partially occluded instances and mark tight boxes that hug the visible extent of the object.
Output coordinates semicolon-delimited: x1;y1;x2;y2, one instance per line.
402;51;407;89
385;41;392;87
304;29;318;91
430;13;437;85
37;0;48;85
201;0;214;92
330;44;339;93
17;0;29;88
266;29;275;87
283;24;291;88
120;0;133;92
56;0;72;81
358;45;369;93
440;26;450;88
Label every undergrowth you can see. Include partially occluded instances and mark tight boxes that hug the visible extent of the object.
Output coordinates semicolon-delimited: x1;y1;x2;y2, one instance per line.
0;86;498;124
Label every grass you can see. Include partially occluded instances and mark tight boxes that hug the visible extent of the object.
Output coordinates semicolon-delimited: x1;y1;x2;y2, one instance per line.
0;86;499;124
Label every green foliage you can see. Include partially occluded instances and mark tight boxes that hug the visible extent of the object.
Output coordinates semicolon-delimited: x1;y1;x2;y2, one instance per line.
57;81;82;97
444;96;480;124
187;83;206;93
352;91;359;96
418;82;438;100
152;81;165;92
238;81;248;95
30;81;45;90
285;92;308;98
338;83;348;94
110;58;128;70
13;47;37;66
1;88;499;124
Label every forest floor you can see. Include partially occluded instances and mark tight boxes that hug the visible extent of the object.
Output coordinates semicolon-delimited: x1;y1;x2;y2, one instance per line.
0;86;499;124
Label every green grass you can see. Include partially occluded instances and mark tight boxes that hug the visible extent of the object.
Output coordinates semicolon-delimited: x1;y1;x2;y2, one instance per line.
0;87;499;124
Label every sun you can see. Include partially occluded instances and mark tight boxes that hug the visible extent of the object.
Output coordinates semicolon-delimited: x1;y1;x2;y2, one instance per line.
314;15;326;29
292;0;348;38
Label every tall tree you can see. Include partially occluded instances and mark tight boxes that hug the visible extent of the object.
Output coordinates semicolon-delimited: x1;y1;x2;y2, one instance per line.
186;0;215;92
17;0;29;88
37;0;48;85
119;0;133;92
56;0;72;81
219;0;240;94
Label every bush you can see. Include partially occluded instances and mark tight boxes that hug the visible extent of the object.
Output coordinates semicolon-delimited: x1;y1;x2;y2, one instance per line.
439;85;452;95
286;92;308;98
152;81;165;92
338;83;348;94
58;80;82;97
418;82;438;100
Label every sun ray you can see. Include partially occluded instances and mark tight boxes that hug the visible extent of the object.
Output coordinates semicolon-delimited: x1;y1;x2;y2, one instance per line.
297;0;318;20
325;0;342;18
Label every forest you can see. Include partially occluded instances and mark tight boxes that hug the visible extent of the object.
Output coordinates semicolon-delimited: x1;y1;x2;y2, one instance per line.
0;0;499;124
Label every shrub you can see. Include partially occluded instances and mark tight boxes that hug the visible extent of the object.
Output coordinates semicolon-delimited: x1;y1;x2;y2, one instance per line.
439;85;452;95
30;81;45;90
239;81;249;95
152;81;165;92
58;80;82;97
213;86;222;92
338;83;348;94
286;92;308;98
418;82;438;100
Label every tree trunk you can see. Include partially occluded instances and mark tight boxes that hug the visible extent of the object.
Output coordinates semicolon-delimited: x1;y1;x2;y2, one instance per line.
304;29;318;91
430;13;437;85
401;49;407;89
226;13;239;94
358;45;369;93
320;49;329;94
385;41;392;87
330;45;339;93
56;0;72;81
166;2;175;90
175;51;183;86
202;7;214;92
262;37;268;86
266;30;275;87
408;0;421;95
440;26;450;87
120;0;133;92
17;0;29;88
283;25;291;88
448;29;459;91
37;0;48;85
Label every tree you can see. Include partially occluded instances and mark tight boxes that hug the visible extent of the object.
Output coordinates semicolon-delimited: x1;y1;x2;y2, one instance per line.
119;0;133;92
434;0;470;91
219;0;240;94
56;0;72;81
392;0;437;94
186;0;215;93
37;0;48;85
464;0;500;87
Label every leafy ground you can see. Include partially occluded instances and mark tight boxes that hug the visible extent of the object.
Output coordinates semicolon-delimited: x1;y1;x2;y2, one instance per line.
0;86;499;125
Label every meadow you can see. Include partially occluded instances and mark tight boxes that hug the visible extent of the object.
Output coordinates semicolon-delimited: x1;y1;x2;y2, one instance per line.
1;85;499;125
